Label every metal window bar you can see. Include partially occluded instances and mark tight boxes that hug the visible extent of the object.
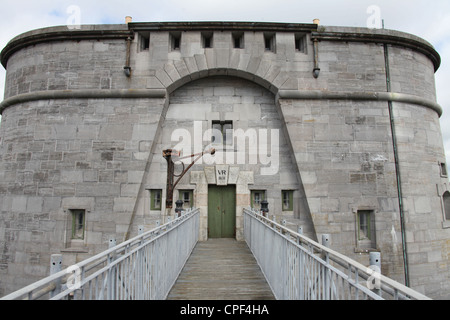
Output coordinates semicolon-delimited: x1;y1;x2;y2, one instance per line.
1;208;200;301
243;208;431;300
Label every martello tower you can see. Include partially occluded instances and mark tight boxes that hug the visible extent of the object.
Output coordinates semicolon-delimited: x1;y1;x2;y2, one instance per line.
0;20;449;299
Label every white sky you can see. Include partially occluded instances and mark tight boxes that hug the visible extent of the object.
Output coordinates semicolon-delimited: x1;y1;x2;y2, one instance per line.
0;0;449;165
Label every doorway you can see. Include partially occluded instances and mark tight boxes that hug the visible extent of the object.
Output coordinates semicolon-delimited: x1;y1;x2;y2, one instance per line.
208;185;236;238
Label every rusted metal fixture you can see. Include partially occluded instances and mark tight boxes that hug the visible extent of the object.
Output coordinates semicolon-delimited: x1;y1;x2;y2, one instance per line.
312;37;320;78
163;148;216;208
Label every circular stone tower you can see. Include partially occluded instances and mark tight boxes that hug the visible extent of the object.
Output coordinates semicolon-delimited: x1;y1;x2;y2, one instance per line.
0;21;449;298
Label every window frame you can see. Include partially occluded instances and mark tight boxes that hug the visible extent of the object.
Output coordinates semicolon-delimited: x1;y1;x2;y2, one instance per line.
138;32;150;52
357;211;371;241
211;120;233;147
355;209;377;252
443;191;450;221
179;189;194;209
202;32;213;48
70;209;86;240
150;189;162;211
170;32;181;51
232;32;244;49
264;33;276;52
295;34;307;53
440;162;448;178
282;190;293;211
251;190;266;209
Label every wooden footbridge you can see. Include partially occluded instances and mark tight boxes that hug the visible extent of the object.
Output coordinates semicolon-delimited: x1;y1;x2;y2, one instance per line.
167;239;274;300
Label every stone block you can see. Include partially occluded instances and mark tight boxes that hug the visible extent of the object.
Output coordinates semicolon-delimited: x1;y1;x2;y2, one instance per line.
146;76;164;89
414;197;432;214
83;170;98;182
99;124;133;140
26;197;43;213
121;183;140;197
127;171;145;184
321;198;340;213
113;197;136;212
203;167;216;184
11;196;27;213
132;124;158;141
61;171;83;183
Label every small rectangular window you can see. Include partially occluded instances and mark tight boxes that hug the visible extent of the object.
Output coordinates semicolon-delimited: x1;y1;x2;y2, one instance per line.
443;192;450;221
138;32;150;51
282;190;293;211
179;190;194;209
202;32;213;48
356;210;377;250
264;33;276;52
233;32;244;49
358;211;371;241
295;34;306;53
170;32;181;51
251;190;266;209
71;209;86;240
150;189;162;210
211;121;233;146
440;162;448;177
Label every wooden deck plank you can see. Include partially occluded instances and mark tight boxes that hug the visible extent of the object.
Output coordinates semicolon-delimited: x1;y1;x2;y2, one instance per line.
167;239;275;300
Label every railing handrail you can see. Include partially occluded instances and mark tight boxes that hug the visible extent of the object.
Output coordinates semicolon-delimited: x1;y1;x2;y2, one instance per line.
244;207;431;300
1;208;200;300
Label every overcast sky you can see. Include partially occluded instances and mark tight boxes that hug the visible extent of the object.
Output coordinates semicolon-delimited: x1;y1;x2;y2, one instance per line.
0;0;449;165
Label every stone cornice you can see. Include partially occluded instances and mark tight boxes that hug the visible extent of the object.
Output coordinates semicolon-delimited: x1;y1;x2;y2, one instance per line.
0;27;133;68
0;89;167;114
278;90;443;117
128;21;319;32
1;22;440;72
0;88;442;117
311;31;441;72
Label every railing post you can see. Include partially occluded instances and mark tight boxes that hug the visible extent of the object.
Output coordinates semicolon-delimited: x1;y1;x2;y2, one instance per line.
369;252;382;298
322;234;330;260
108;237;117;300
296;225;304;300
49;254;62;299
109;238;116;248
322;235;331;300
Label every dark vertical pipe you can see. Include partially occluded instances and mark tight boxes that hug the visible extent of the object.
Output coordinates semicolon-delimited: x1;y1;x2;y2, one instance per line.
124;36;132;77
312;38;320;78
384;43;410;287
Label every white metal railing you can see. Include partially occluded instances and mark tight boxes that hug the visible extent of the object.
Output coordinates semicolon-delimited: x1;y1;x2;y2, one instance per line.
1;208;200;300
243;208;431;300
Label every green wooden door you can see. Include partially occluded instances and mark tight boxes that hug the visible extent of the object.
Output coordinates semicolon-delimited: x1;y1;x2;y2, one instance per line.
208;185;236;238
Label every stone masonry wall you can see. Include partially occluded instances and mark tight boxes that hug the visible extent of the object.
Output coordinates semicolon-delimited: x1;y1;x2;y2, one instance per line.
0;96;165;294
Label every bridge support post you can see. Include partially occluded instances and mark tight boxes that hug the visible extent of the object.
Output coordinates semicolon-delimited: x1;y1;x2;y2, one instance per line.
370;252;382;297
297;226;303;245
49;254;62;299
108;237;117;300
321;235;331;300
